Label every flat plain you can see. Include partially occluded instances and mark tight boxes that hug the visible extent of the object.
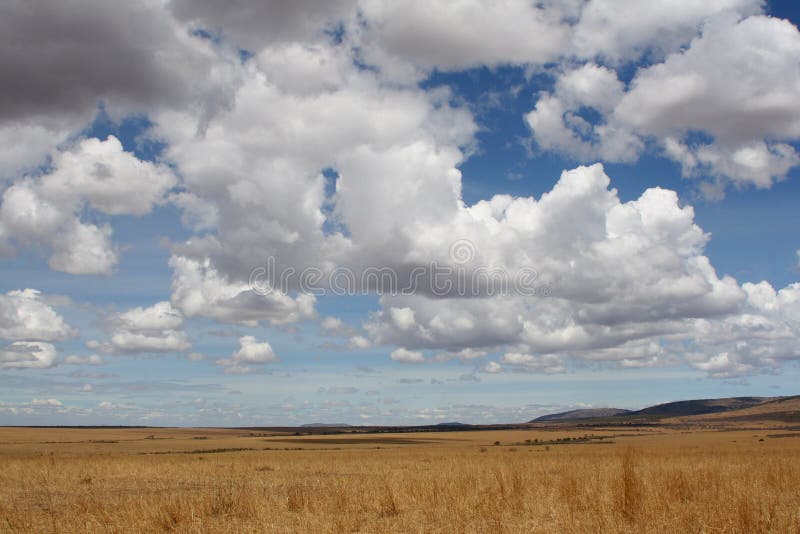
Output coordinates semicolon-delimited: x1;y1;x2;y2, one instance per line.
1;422;799;533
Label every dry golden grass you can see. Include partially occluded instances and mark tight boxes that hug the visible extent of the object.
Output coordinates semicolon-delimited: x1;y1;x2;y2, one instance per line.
0;427;799;533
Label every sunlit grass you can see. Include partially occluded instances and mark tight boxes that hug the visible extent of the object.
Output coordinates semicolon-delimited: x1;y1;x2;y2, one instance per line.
0;427;798;532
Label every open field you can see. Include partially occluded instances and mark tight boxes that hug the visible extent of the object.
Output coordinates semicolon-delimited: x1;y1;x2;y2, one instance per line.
1;426;799;533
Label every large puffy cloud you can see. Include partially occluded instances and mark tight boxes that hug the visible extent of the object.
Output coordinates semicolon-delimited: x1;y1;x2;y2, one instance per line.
616;15;800;189
88;301;190;354
352;0;570;80
171;0;570;81
525;63;642;162
555;280;800;379
0;0;779;185
0;123;70;182
351;0;761;79
34;137;178;216
615;16;800;144
682;282;800;378
0;289;72;371
0;0;226;124
153;37;474;322
167;0;766;77
0;289;74;342
169;256;316;325
528;14;800;191
0;0;237;183
372;164;741;331
0;0;242;284
571;0;762;62
170;0;358;52
47;222;117;276
373;279;800;381
369;296;527;351
362;164;793;378
0;136;176;274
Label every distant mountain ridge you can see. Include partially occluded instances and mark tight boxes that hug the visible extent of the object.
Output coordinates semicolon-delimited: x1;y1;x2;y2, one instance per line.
626;396;776;417
666;395;800;424
530;396;789;423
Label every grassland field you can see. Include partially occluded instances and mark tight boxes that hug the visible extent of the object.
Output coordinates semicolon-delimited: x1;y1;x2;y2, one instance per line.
0;425;799;533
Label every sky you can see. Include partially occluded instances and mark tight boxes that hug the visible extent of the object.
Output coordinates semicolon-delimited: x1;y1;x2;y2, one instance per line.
1;0;799;426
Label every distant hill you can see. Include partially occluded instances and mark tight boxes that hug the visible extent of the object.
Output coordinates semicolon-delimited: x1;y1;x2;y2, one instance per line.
531;408;630;422
626;396;775;417
531;396;796;424
435;422;471;427
301;423;351;428
666;395;800;424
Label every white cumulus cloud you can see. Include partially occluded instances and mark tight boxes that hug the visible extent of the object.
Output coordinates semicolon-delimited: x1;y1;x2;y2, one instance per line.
0;289;74;342
215;335;279;374
0;136;177;275
0;341;57;369
530;14;800;193
88;301;190;354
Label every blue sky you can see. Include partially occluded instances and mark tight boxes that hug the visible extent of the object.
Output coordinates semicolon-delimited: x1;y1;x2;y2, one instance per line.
1;0;799;425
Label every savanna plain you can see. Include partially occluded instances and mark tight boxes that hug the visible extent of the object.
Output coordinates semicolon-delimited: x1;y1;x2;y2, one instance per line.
0;424;798;533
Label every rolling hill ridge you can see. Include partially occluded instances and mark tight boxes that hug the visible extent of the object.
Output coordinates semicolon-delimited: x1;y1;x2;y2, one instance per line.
530;395;797;423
